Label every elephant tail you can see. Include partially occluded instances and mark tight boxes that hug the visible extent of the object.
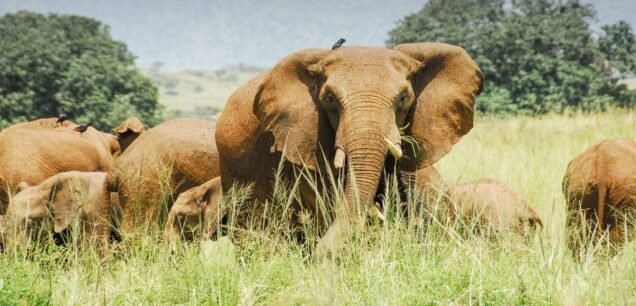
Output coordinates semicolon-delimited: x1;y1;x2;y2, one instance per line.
102;172;122;242
596;181;608;230
0;174;8;215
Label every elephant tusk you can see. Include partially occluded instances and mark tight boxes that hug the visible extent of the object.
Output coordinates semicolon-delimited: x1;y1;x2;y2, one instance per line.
384;137;403;159
372;202;385;223
334;148;346;169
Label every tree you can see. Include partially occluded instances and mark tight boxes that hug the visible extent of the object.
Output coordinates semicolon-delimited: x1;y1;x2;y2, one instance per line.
0;11;163;129
387;0;636;114
598;21;636;76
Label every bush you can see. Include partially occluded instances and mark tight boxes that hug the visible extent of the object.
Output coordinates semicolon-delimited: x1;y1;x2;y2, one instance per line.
0;11;163;129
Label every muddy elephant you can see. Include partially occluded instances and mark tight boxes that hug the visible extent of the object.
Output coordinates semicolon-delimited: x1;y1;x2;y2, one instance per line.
452;178;542;233
563;139;636;247
164;177;222;242
216;43;483;250
3;171;115;252
0;117;143;213
104;118;220;235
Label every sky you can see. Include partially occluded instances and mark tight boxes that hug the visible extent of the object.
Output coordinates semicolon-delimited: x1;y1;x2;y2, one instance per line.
1;0;634;71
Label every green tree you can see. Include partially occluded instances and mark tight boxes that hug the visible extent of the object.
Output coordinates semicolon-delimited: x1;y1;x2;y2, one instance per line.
598;21;636;76
0;11;163;129
387;0;635;114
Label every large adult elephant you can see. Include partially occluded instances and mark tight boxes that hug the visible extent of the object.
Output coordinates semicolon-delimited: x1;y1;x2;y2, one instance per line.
0;117;143;214
563;139;636;247
216;43;483;250
104;118;220;235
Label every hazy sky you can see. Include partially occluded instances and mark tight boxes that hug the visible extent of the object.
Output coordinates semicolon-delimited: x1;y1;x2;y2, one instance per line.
1;0;634;71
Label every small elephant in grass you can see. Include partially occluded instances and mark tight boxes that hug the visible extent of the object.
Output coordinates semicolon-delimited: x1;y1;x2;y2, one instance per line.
4;171;116;252
451;178;543;233
164;177;222;242
563;139;636;247
414;167;542;234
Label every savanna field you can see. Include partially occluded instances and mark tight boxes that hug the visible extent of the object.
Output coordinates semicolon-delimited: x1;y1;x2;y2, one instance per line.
1;111;634;305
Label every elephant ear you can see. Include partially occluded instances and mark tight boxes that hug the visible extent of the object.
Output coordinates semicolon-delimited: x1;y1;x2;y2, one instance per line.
395;42;483;171
47;180;78;233
254;48;331;170
112;117;145;152
15;182;31;193
112;116;144;135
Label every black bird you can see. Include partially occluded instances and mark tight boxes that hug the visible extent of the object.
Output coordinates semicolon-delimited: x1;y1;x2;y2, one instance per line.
56;110;69;125
74;122;92;133
331;38;346;50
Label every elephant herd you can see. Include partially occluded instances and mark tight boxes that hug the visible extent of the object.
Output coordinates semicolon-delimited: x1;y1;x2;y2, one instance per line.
0;42;634;256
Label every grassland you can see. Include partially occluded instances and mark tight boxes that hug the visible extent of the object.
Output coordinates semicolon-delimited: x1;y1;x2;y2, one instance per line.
0;111;635;304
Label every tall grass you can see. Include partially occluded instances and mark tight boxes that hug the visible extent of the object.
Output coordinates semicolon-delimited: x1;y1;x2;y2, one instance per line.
1;111;635;304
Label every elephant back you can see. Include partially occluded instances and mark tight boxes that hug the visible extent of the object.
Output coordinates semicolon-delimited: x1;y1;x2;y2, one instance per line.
108;118;221;233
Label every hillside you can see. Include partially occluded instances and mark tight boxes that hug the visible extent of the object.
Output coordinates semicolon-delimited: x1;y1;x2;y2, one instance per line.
141;67;261;118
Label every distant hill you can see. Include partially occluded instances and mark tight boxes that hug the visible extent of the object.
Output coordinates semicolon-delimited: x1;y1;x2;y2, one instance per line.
621;77;636;90
141;67;261;119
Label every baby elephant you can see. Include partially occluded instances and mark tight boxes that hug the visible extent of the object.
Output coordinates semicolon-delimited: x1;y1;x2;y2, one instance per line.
164;177;222;242
451;178;543;234
563;139;636;246
4;171;112;250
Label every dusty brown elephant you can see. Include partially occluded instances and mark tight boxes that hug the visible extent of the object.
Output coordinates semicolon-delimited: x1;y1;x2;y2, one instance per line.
3;171;115;252
104;118;220;235
2;117;76;131
216;43;483;250
163;177;222;242
563;139;636;247
452;178;542;233
0;117;143;214
413;167;541;234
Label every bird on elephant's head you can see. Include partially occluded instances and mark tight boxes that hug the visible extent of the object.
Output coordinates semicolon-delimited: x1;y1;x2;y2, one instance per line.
216;42;483;252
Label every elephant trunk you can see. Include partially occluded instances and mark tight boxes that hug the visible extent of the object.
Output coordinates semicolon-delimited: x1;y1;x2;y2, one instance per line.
340;99;401;221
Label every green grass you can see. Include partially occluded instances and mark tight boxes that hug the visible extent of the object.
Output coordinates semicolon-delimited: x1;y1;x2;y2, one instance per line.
1;111;635;304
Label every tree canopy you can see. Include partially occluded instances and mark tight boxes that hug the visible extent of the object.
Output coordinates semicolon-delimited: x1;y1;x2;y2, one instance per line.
0;11;163;129
388;0;636;115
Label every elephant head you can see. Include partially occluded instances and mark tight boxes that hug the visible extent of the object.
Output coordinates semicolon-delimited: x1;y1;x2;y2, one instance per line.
5;172;109;247
164;177;222;242
254;43;483;231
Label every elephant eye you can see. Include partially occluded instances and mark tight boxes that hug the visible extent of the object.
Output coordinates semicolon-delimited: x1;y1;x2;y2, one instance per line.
323;93;338;109
397;92;410;110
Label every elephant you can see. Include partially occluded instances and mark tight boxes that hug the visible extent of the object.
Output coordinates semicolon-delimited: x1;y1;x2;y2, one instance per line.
563;138;636;247
215;42;483;250
0;117;143;214
104;118;220;236
451;178;542;234
412;167;541;234
2;117;76;131
3;171;115;252
163;177;222;242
